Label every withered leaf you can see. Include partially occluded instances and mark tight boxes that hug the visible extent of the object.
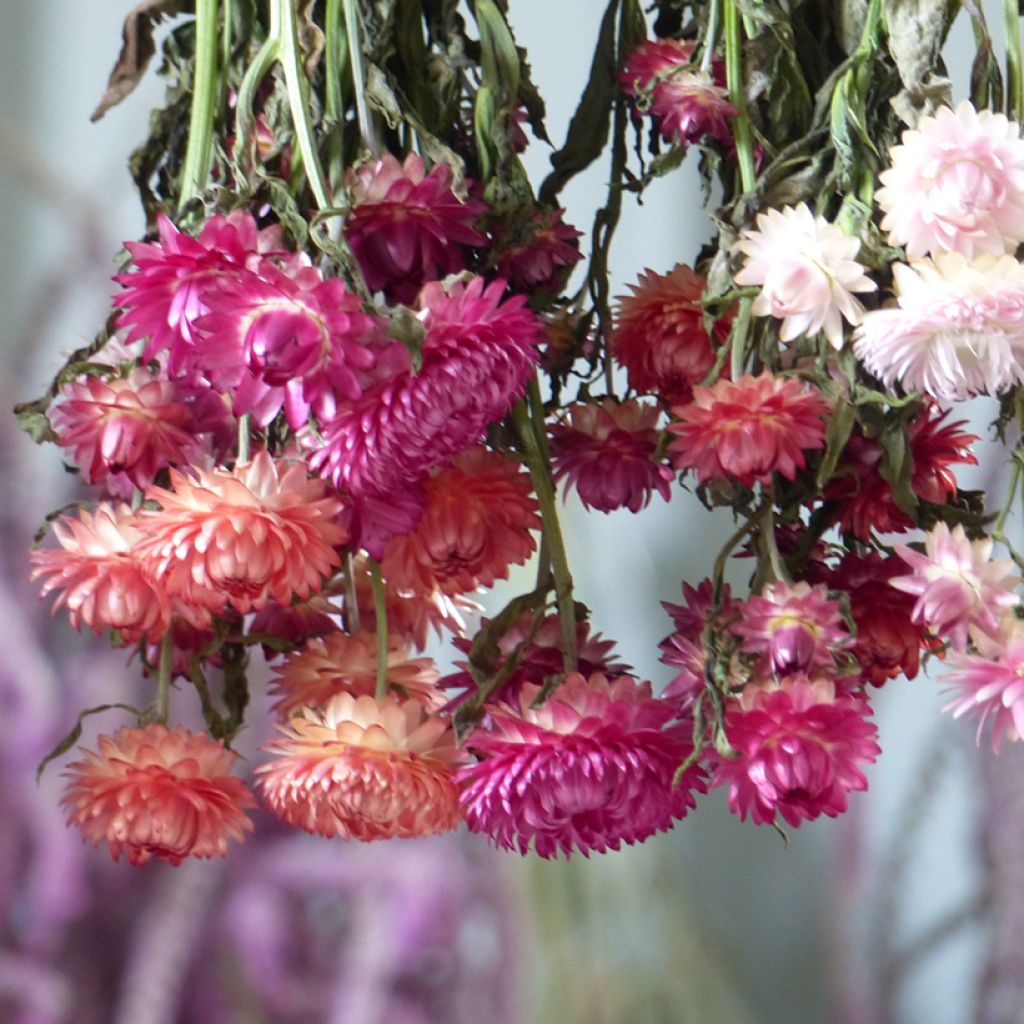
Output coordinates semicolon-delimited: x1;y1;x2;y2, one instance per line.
90;0;187;122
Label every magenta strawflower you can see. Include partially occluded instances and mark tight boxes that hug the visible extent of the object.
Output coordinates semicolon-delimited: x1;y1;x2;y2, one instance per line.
732;582;850;676
877;101;1024;259
891;522;1020;650
550;398;673;513
714;678;880;827
662;578;737;642
344;153;490;302
309;276;541;499
496;207;583;294
458;672;706;858
668;373;830;488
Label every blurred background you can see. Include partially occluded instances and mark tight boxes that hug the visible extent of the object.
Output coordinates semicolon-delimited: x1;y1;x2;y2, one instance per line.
1;3;1020;1022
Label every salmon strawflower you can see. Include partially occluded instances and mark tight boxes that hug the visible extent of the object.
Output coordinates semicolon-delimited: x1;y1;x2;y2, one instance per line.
31;502;171;644
269;632;443;719
138;451;347;615
381;448;540;595
258;692;464;841
61;724;255;866
668;373;831;488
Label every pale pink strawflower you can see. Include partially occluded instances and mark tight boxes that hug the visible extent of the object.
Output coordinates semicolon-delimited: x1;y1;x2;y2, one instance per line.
550;398;673;513
139;451;347;615
50;366;231;495
943;623;1024;750
381;447;540;595
269;632;443;719
496;207;583;294
854;253;1024;400
733;582;850;676
115;211;283;378
713;678;880;827
458;672;706;858
62;724;255;866
734;203;876;349
668;373;830;488
877;101;1024;259
30;502;171;644
344;153;489;302
258;692;464;841
309;277;541;498
891;522;1020;651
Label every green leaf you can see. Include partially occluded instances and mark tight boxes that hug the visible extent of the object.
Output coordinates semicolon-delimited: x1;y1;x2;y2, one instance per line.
37;703;142;782
816;400;857;488
13;402;57;445
883;0;959;107
878;416;918;517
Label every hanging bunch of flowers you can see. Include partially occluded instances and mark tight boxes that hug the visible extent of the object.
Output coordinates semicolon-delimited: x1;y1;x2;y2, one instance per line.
16;0;1024;865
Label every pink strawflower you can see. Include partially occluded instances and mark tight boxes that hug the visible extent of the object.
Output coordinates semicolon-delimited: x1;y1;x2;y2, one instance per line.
662;578;737;642
30;502;171;644
344;153;490;302
62;724;255;866
196;260;385;428
732;582;850;676
734;203;876;349
612;264;726;405
496;208;583;294
381;447;540;595
458;672;706;858
668;373;830;488
714;678;880;827
854;254;1024;400
877;101;1024;259
269;632;443;719
258;692;464;840
619;39;735;145
115;211;283;378
891;522;1020;650
309;276;541;498
50;366;231;495
138;451;347;615
943;623;1024;749
550;398;673;513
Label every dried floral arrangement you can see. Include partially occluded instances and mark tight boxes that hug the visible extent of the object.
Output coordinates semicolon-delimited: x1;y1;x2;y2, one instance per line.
16;0;1024;866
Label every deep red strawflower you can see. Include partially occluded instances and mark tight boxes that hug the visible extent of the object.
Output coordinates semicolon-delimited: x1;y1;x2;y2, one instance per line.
496;207;583;294
713;679;880;827
458;672;706;858
669;373;831;488
612;264;728;405
381;447;540;595
309;276;541;499
344;153;490;303
114;211;283;378
824;406;978;539
550;398;673;513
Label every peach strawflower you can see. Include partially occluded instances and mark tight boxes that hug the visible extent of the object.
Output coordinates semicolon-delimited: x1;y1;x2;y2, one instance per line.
612;264;725;405
138;451;347;614
30;502;170;644
734;203;876;349
258;693;464;841
877;101;1024;259
61;724;255;866
668;373;831;488
382;447;540;595
853;254;1024;400
269;632;443;719
891;522;1020;651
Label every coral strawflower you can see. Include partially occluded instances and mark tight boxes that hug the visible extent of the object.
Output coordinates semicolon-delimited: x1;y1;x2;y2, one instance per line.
668;373;830;488
258;693;464;841
62;724;255;866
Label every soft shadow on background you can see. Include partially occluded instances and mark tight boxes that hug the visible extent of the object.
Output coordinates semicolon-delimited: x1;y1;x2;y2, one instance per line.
1;3;1019;1023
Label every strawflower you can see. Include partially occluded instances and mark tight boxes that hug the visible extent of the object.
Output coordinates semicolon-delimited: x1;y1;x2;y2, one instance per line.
496;207;583;294
61;724;255;866
734;203;876;349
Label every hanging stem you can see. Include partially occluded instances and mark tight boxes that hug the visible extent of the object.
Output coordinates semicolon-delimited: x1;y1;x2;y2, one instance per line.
325;0;349;192
369;558;389;700
723;0;756;195
344;550;362;634
342;0;380;155
156;631;173;724
237;412;251;465
700;0;721;74
178;0;221;211
1005;0;1024;121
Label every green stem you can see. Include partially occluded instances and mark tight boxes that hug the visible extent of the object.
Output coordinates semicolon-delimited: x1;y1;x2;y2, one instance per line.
325;0;349;192
730;296;753;379
178;0;221;212
723;0;756;195
156;631;173;724
342;0;380;155
758;485;791;586
514;381;578;674
1005;0;1024;120
344;550;362;634
278;0;332;207
232;32;280;180
237;411;251;465
700;0;721;74
369;558;389;700
222;0;233;79
995;457;1021;537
